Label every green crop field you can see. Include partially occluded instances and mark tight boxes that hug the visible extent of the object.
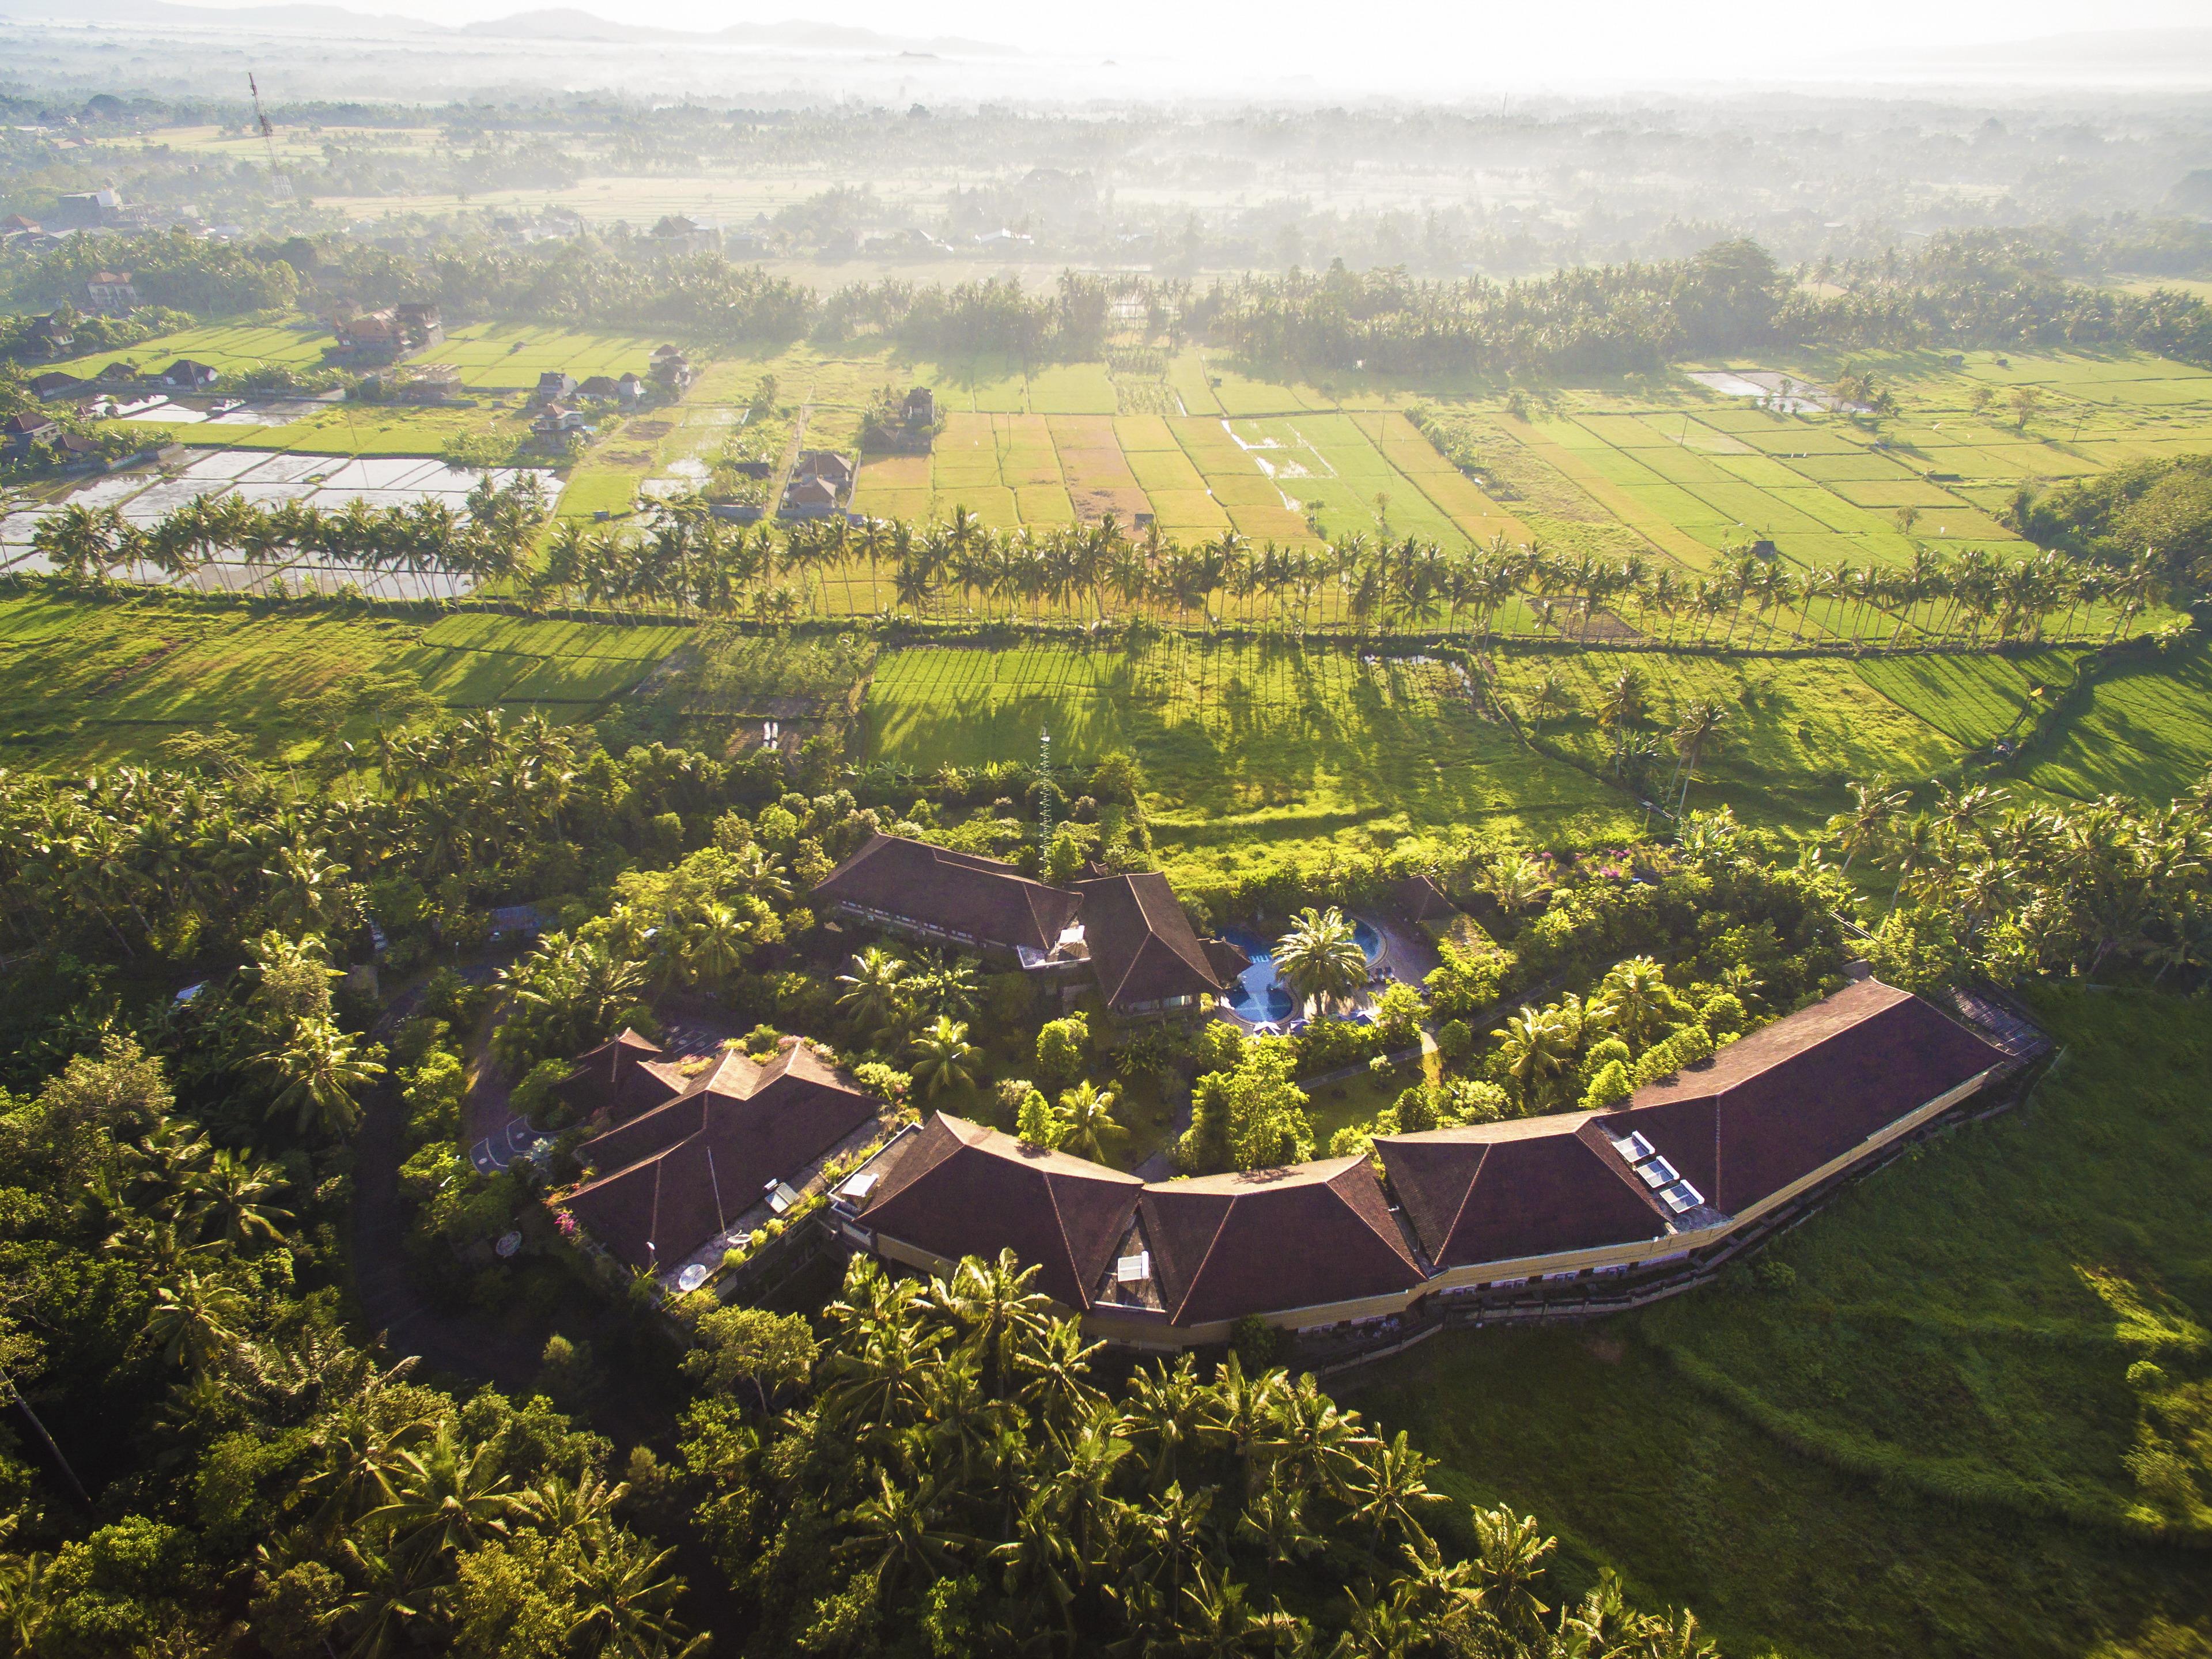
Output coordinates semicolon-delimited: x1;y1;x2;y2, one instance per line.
861;639;1636;891
0;594;680;770
2022;641;2212;805
1349;987;2212;1659
1852;651;2077;750
45;320;333;380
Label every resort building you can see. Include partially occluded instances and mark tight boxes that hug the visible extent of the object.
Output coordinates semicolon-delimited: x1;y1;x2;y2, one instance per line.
557;1031;884;1273
830;975;2021;1349
811;834;1249;1018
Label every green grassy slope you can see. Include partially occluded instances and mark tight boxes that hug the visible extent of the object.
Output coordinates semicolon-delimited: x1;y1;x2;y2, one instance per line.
1348;987;2212;1659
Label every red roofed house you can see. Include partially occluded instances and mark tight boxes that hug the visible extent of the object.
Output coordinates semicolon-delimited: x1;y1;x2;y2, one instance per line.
1120;1156;1427;1341
1378;975;2010;1296
812;834;1246;1019
559;1036;884;1273
830;976;2020;1350
848;1113;1143;1312
814;832;1083;958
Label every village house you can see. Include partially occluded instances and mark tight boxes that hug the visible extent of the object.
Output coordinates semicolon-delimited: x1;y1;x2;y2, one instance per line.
792;449;855;490
2;411;58;457
534;371;579;406
645;215;722;259
53;433;107;471
29;372;85;401
24;314;75;358
531;403;592;444
331;303;444;363
85;271;139;315
649;345;695;395
158;360;220;391
831;975;2020;1350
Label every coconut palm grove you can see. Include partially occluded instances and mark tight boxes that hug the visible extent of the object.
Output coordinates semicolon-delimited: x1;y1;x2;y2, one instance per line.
5;19;2212;1659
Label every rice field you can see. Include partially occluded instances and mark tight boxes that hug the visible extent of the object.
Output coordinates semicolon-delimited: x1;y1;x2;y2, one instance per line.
862;638;1640;891
2022;641;2212;805
0;594;680;771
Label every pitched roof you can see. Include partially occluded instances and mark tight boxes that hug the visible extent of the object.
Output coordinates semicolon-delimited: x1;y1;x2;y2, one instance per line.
2;413;55;435
562;1042;879;1269
1072;871;1227;1009
1598;976;2007;1215
858;1113;1143;1309
1139;1157;1424;1326
1392;874;1456;924
812;833;1082;954
1377;1116;1669;1268
551;1027;679;1124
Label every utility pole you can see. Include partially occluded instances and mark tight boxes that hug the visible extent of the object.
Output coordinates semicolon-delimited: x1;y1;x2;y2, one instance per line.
249;73;294;201
1037;725;1053;850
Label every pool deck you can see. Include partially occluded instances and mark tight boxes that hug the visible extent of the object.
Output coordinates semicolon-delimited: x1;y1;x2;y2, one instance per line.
1216;909;1440;1031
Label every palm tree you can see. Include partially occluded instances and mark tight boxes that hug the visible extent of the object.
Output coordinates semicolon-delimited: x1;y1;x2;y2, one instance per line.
145;1269;249;1380
1833;776;1909;874
1469;1505;1556;1642
933;1249;1056;1395
1489;854;1550;921
1346;1430;1443;1564
1669;698;1728;815
908;1016;980;1101
259;1016;385;1139
361;1420;520;1567
566;1528;707;1658
183;1150;292;1250
1057;1079;1127;1164
1493;1004;1576;1109
1272;906;1368;1018
836;945;910;1038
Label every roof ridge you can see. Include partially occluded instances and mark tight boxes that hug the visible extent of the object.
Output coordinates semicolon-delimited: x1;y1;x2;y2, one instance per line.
1439;1142;1489;1259
1326;1159;1424;1272
1165;1192;1235;1325
1039;1167;1086;1311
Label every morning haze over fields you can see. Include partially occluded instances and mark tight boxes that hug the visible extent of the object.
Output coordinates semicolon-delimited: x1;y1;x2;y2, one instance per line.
0;3;2209;1656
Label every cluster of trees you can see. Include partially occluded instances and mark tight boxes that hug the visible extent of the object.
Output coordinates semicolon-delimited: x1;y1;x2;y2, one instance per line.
2;229;301;321
671;1249;1719;1658
515;496;2169;649
28;475;550;591
1197;234;2212;377
0;1027;704;1657
2004;452;2212;591
1832;775;2212;995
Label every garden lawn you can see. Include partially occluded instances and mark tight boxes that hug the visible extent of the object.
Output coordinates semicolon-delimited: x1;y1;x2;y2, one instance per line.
1348;986;2212;1659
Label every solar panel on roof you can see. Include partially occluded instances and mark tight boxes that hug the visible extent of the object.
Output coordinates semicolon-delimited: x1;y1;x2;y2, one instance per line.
1636;1157;1681;1189
1658;1184;1700;1214
1624;1132;1656;1162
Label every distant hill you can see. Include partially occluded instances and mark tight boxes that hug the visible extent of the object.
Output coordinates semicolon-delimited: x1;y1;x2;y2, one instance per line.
0;0;1015;56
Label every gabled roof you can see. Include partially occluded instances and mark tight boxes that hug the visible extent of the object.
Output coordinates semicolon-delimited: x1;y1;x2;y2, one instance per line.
2;413;55;435
1139;1156;1424;1326
1392;874;1456;924
1377;1116;1669;1268
563;1042;879;1269
859;1113;1143;1310
813;833;1082;955
552;1027;679;1124
1600;976;2006;1215
1072;871;1227;1009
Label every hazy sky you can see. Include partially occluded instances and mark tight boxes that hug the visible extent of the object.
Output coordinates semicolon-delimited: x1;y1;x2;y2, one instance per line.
158;0;2212;88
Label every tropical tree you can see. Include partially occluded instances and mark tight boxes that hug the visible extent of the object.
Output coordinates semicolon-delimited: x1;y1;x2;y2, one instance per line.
909;1016;981;1101
1273;907;1369;1016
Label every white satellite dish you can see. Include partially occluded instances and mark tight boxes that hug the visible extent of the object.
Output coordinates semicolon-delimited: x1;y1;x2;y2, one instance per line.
676;1263;709;1293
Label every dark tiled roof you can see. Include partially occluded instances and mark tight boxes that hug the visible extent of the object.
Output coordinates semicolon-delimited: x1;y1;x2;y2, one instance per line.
562;1044;879;1269
859;1113;1143;1309
1392;874;1457;924
1203;938;1253;982
550;1027;678;1124
1073;871;1227;1010
1139;1157;1424;1326
812;833;1081;954
1377;1117;1668;1268
1600;977;2008;1215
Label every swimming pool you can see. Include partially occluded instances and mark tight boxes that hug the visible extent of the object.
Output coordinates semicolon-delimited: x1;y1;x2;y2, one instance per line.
1220;919;1383;1023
